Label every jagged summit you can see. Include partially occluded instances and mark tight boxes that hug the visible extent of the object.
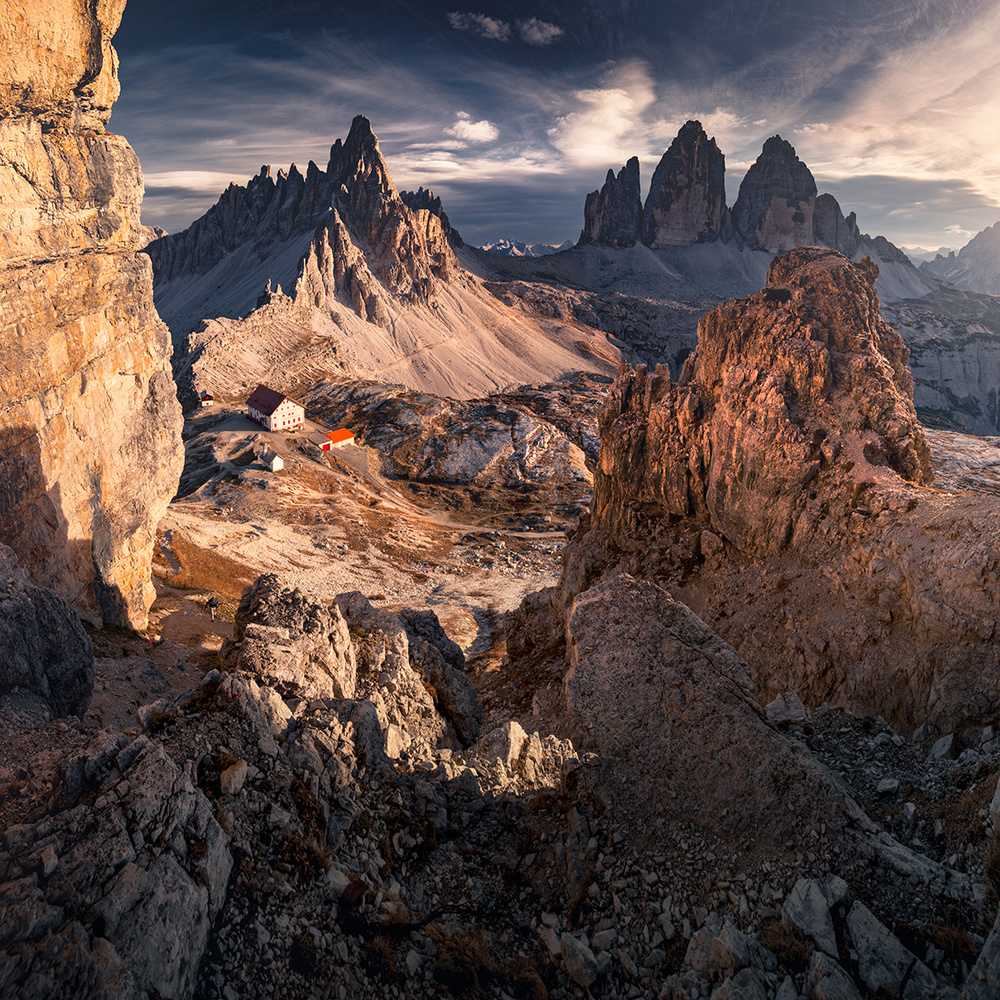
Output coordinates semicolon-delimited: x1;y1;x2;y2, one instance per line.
579;156;642;248
146;116;625;399
570;122;931;303
641;120;729;248
731;135;817;251
920;219;1000;295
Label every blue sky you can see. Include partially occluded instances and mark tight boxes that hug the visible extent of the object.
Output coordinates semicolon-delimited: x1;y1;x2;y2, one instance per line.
112;0;1000;250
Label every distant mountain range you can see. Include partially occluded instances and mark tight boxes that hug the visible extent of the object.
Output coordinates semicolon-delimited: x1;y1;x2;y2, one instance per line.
919;222;1000;296
478;239;573;257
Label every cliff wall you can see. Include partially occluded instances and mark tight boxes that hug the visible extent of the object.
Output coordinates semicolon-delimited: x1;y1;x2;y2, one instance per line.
0;0;183;627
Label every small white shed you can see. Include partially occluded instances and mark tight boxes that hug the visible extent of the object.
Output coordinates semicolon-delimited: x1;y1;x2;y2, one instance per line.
261;448;284;472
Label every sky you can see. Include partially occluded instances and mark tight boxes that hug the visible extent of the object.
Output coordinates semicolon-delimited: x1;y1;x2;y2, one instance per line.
112;0;1000;251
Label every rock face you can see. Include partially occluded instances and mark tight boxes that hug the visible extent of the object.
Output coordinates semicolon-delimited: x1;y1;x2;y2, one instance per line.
0;544;93;717
0;728;231;1000
563;574;853;839
641;121;729;248
228;575;357;701
561;248;1000;732
0;1;184;628
399;186;464;247
731;136;818;252
579;157;643;248
920;220;1000;295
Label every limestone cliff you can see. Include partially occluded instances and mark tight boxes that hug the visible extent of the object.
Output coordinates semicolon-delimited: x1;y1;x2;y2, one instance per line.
731;136;817;252
0;1;184;627
579;157;643;248
559;248;1000;733
640;121;729;248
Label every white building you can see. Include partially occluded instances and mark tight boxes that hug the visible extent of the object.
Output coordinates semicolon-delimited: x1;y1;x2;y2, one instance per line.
247;384;305;431
260;448;284;472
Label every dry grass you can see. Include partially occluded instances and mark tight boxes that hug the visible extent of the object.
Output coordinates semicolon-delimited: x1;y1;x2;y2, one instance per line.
154;531;255;599
279;833;330;880
760;919;813;974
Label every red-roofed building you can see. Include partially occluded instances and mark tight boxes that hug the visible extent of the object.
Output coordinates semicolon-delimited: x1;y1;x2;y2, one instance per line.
247;384;304;431
325;429;356;448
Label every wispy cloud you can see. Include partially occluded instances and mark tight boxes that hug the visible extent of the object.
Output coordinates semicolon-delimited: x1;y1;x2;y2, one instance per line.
547;61;656;167
446;12;564;47
446;12;511;42
516;18;564;46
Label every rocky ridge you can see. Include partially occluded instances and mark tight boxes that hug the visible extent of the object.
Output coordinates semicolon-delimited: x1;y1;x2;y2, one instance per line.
0;0;184;627
542;248;1000;736
149;118;624;402
920;221;1000;296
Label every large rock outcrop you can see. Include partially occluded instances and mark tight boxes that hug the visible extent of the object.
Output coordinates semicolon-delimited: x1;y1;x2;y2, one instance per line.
0;0;183;628
640;121;729;248
579;157;643;248
731;136;818;252
560;248;1000;733
0;544;93;717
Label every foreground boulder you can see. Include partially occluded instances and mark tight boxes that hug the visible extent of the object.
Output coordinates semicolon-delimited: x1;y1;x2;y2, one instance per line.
0;544;93;717
228;574;356;701
563;574;854;840
562;248;1000;732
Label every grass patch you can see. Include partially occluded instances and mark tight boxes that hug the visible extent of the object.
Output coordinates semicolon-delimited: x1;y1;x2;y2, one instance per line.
761;919;813;975
155;531;255;599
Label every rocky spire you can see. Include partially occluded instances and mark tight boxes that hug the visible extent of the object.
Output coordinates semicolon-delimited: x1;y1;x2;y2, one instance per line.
812;193;861;257
578;157;643;248
731;135;817;252
641;121;729;248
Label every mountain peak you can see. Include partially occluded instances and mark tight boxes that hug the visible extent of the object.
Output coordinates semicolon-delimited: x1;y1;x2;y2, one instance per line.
641;120;728;248
732;134;817;251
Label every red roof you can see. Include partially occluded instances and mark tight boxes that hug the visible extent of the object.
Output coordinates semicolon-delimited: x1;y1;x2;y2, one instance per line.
247;384;297;416
325;429;355;444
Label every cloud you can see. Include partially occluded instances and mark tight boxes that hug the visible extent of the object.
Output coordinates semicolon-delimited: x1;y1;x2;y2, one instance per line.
445;111;499;143
516;18;564;46
547;60;657;168
446;12;512;42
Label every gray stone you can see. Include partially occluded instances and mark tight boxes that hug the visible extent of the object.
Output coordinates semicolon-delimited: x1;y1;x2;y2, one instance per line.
928;734;955;761
0;544;94;717
989;774;1000;831
40;844;58;878
219;760;247;797
539;926;561;958
766;692;809;726
783;878;839;957
561;932;597;989
232;575;357;700
877;778;900;795
808;952;863;1000
775;974;798;1000
845;901;938;1000
965;903;1000;1000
